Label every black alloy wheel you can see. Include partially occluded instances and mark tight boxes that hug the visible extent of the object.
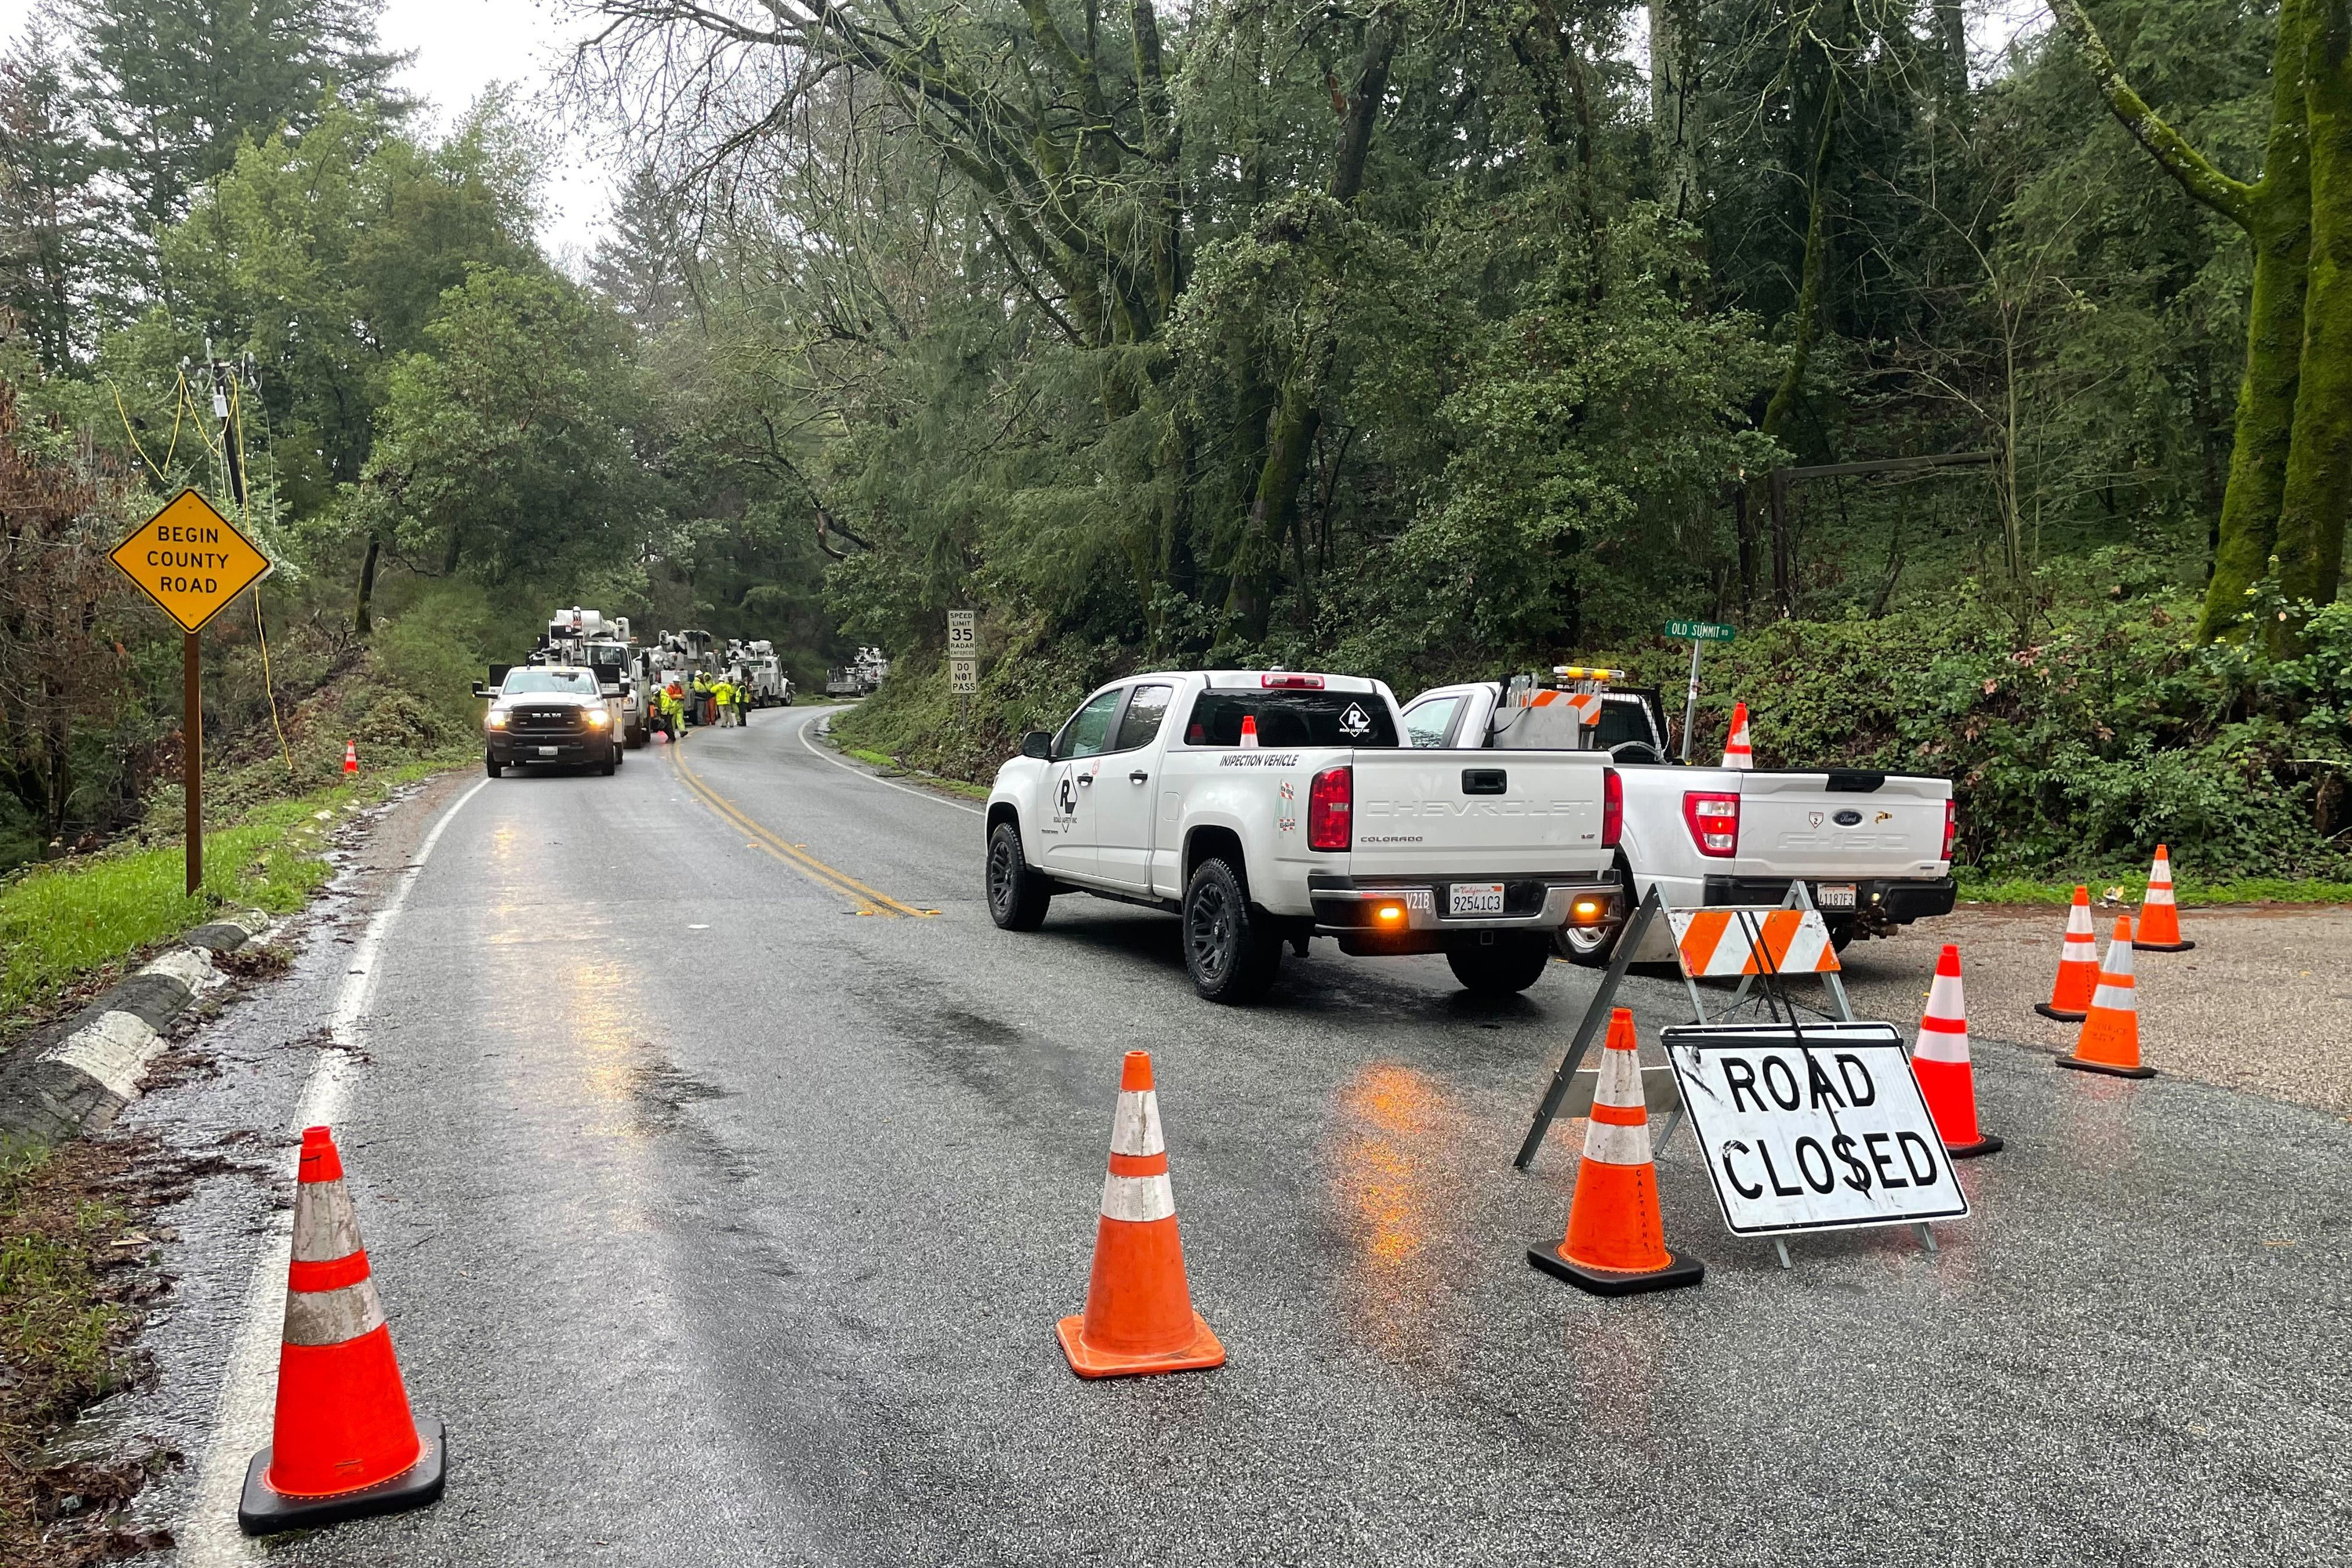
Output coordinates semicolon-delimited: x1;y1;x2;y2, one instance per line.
986;821;1053;931
1182;858;1282;1004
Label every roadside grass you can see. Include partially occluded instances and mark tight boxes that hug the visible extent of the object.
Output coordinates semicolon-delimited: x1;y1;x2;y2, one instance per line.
0;1138;172;1563
0;762;446;1033
832;740;992;800
1955;873;2352;907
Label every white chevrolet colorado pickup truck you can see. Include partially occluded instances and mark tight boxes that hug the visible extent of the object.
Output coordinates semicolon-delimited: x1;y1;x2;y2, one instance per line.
985;671;1624;1002
1400;679;1955;964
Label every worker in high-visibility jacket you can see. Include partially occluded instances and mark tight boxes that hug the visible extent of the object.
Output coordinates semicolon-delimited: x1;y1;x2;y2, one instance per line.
659;684;684;739
712;676;736;728
691;672;712;728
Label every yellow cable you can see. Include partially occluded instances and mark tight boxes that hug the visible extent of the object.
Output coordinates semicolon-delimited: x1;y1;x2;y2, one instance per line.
111;382;167;481
226;379;295;777
252;586;296;776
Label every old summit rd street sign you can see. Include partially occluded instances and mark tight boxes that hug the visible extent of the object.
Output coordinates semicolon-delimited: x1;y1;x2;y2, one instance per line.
110;489;271;633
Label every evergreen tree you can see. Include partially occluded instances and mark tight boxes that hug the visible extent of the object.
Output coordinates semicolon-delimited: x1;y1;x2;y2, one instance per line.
0;38;103;370
62;0;407;244
587;165;696;332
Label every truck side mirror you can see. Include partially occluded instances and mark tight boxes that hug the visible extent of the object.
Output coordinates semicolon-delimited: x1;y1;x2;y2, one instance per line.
1021;731;1053;760
471;681;490;699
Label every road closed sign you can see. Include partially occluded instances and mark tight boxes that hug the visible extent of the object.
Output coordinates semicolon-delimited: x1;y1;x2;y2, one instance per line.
1664;1021;1968;1236
110;489;271;633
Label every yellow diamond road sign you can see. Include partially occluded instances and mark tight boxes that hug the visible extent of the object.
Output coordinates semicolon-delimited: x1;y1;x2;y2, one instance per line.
110;489;272;633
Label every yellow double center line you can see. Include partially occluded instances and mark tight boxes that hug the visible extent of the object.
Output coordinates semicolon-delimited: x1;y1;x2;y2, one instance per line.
670;737;934;917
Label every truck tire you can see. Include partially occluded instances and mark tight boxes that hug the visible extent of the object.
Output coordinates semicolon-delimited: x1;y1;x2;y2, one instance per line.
598;753;617;776
1448;933;1552;995
986;821;1054;931
485;752;502;779
1556;860;1635;968
1182;858;1283;1004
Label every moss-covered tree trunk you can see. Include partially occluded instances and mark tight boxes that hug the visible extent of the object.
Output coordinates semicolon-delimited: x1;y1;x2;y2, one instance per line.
2051;0;2316;641
2277;1;2352;613
1224;6;1399;643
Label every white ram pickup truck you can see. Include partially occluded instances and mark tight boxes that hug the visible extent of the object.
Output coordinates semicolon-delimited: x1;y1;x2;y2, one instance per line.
984;671;1625;1002
1399;680;1955;964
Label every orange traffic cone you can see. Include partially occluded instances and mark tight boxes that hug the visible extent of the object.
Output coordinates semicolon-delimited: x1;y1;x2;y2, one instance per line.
342;739;358;775
1721;702;1753;770
2057;918;2155;1080
1057;1052;1225;1377
2133;845;2194;952
1914;945;2002;1158
238;1126;444;1533
2034;885;2100;1022
1239;713;1259;749
1530;1009;1704;1296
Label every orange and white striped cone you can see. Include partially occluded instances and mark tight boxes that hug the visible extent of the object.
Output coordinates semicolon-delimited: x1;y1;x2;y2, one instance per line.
1530;1009;1704;1296
1914;945;2002;1158
1721;702;1753;770
2034;885;2100;1022
342;739;358;775
2133;845;2194;952
2057;917;2156;1080
1057;1052;1225;1377
1239;713;1259;749
239;1126;444;1533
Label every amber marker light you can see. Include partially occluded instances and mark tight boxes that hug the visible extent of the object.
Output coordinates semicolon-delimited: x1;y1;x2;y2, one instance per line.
1375;902;1406;924
1571;896;1606;924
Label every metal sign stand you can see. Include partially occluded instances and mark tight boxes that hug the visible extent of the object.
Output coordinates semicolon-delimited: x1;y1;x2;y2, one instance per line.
1516;882;1934;1269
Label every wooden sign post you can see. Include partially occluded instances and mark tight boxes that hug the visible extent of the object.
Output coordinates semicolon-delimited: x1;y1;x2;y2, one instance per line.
109;490;272;895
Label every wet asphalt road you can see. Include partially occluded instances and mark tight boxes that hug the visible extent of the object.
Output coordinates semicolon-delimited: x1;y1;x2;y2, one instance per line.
116;706;2350;1565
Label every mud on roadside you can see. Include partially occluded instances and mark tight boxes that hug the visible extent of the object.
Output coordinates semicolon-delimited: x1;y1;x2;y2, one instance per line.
0;1134;257;1566
0;771;470;1565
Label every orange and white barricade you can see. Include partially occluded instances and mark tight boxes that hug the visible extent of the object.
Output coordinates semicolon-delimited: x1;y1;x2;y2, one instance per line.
1668;907;1842;978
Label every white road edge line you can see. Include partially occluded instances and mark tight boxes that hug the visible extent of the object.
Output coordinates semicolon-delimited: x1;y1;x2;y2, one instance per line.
177;775;491;1566
794;708;985;816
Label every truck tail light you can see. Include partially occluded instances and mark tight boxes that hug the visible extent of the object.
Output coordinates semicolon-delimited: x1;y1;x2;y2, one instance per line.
1261;672;1326;688
1942;797;1957;861
1602;767;1623;849
1682;791;1740;858
1308;764;1352;851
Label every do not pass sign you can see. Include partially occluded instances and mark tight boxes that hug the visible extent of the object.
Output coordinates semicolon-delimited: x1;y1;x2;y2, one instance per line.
1664;1022;1967;1236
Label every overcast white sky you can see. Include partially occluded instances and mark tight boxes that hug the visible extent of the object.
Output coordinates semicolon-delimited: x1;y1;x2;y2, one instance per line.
0;0;622;263
372;0;616;265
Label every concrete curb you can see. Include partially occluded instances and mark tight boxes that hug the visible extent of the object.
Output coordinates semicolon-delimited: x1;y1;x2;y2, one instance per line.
0;909;275;1156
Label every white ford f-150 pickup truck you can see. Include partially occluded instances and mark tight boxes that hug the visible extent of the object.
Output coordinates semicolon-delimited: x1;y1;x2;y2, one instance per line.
985;671;1625;1002
1399;678;1955;965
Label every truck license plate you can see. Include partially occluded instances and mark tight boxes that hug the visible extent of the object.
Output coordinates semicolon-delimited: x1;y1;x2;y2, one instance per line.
1449;883;1507;916
1816;883;1857;909
538;746;559;757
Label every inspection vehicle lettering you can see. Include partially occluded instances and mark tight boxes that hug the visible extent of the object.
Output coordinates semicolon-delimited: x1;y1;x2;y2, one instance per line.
1664;1022;1968;1234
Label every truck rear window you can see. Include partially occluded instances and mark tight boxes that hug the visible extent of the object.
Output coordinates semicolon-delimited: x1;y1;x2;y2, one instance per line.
1594;696;1660;750
1181;690;1399;749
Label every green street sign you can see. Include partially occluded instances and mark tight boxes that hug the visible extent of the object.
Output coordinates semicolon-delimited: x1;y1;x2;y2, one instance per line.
1663;619;1737;642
